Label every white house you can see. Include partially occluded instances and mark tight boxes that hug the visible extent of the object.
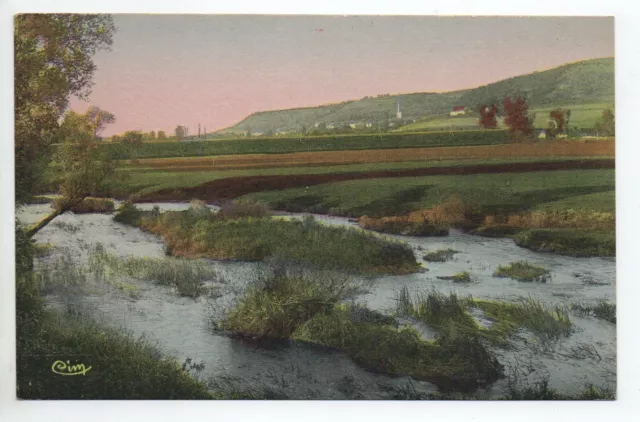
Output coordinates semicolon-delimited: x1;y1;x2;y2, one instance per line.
449;106;466;117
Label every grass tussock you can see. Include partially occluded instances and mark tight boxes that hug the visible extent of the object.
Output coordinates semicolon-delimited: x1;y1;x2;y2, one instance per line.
571;301;616;324
437;271;473;283
423;248;460;262
115;203;420;275
396;287;572;346
53;197;115;214
514;229;615;257
216;266;361;339
472;298;573;345
88;243;223;298
493;261;551;283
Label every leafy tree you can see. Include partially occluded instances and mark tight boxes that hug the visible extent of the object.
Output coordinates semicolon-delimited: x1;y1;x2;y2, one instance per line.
110;134;121;142
149;130;156;140
478;104;499;129
503;96;535;142
157;130;167;140
86;106;115;137
14;14;115;204
26;109;118;237
594;109;615;136
122;131;144;145
175;125;187;140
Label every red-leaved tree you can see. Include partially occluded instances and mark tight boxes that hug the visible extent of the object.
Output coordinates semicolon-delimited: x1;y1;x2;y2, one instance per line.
503;96;535;142
478;104;499;129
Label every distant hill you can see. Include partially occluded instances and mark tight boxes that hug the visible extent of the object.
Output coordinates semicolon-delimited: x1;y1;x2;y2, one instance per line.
219;58;614;134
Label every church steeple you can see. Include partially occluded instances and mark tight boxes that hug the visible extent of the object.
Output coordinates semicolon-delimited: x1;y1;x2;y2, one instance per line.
396;99;402;120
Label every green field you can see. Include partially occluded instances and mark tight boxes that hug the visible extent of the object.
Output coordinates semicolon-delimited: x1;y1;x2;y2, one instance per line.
243;169;615;217
95;130;509;160
116;156;611;198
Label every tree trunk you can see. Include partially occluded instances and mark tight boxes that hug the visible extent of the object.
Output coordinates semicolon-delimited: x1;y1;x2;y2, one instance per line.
25;207;65;238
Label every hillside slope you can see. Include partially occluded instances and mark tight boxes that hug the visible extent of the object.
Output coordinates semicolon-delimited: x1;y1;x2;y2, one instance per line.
221;58;613;134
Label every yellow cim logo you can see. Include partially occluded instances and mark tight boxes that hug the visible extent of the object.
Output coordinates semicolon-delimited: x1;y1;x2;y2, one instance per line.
51;360;92;376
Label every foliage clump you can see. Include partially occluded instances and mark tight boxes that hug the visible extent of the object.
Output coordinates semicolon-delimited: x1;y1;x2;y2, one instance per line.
493;261;551;282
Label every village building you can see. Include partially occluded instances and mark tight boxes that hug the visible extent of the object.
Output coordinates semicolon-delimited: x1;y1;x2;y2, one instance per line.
450;106;466;116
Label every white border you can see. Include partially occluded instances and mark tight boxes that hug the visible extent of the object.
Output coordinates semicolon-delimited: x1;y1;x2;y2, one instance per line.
1;1;638;422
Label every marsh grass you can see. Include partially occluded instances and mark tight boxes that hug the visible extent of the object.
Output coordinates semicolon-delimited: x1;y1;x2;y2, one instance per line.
493;261;551;282
34;254;87;295
88;243;223;298
116;203;420;275
514;229;615;257
217;265;361;338
292;304;503;392
571;301;616;323
423;248;460;262
396;287;572;346
473;298;573;345
437;271;473;283
216;269;501;392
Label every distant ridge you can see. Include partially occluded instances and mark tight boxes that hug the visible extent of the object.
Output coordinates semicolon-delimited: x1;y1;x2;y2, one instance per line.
219;57;613;134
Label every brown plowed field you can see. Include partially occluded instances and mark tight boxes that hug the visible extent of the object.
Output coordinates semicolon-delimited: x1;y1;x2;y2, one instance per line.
135;159;614;204
126;139;614;171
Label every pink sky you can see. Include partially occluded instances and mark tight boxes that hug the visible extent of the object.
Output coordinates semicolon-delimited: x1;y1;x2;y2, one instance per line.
69;15;614;136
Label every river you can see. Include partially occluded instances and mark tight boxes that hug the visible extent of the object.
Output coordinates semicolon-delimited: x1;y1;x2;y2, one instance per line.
16;203;616;399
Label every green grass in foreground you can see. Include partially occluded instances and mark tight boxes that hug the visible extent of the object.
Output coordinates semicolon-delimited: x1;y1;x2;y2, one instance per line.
244;169;615;218
115;203;420;275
